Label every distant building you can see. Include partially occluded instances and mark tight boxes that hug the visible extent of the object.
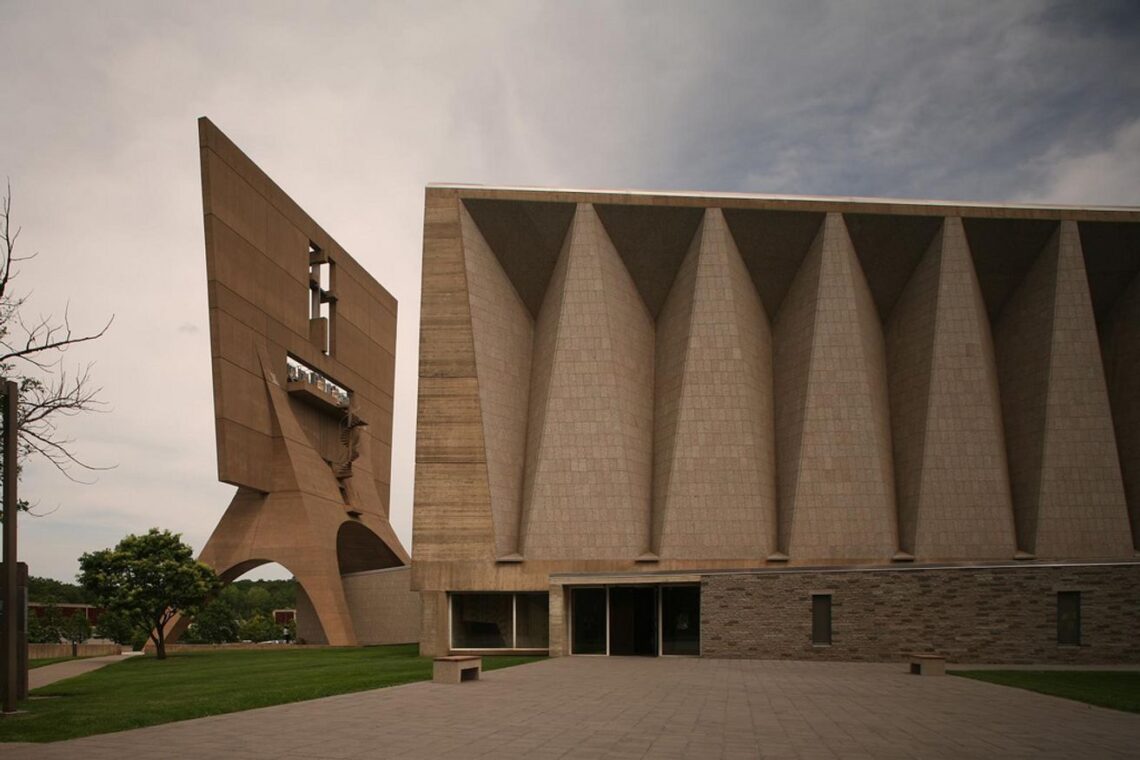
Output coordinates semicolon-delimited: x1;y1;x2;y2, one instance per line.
272;609;296;626
28;603;102;627
411;186;1139;663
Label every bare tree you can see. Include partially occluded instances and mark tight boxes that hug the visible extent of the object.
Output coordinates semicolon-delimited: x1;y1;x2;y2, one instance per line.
1;183;113;511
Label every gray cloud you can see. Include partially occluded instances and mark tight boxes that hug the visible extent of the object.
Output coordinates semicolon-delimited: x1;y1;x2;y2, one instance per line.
2;1;1136;581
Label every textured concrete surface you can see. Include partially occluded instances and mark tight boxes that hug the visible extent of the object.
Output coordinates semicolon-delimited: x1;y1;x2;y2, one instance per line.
189;118;409;647
654;209;776;559
886;217;1016;559
415;189;1140;659
6;656;1140;758
521;204;656;560
773;211;897;561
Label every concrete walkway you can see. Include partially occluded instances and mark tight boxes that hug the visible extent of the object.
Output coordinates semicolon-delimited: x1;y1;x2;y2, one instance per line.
5;657;1139;758
29;654;140;690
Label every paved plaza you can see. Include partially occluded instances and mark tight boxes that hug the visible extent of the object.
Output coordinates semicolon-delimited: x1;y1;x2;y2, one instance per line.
5;656;1139;759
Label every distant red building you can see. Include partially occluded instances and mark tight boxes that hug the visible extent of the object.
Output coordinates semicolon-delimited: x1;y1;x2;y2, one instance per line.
28;603;103;626
272;609;296;626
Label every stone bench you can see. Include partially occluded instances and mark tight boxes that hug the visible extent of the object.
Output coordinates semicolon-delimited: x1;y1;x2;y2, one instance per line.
908;654;946;676
433;655;482;684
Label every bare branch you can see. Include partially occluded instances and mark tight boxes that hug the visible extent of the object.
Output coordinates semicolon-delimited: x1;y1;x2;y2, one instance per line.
1;182;114;500
0;308;114;367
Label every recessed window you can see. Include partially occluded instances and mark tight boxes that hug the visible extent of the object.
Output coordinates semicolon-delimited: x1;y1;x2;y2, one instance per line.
1057;591;1081;646
450;592;548;650
811;594;832;646
307;242;336;355
285;355;350;408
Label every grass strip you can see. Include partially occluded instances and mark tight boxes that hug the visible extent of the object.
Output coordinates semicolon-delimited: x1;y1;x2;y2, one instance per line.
952;670;1140;714
29;657;87;670
1;644;542;743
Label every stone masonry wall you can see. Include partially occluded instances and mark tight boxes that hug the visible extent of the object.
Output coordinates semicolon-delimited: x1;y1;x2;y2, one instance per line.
702;562;1140;664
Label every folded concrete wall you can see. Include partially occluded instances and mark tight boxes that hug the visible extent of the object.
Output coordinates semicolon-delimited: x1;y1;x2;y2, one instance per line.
414;189;1140;615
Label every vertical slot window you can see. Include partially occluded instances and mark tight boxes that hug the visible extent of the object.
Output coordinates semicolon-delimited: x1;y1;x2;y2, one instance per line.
1057;591;1081;646
308;242;335;355
811;594;832;646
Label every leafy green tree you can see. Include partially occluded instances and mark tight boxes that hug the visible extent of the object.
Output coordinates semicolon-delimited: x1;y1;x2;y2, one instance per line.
28;604;64;643
185;597;240;644
63;611;91;644
28;576;92;604
61;611;92;655
238;613;277;643
94;608;142;646
245;586;272;617
78;528;220;659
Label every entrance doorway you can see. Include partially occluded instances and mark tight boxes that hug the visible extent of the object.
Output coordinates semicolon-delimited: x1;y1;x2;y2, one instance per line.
568;584;700;656
609;586;657;656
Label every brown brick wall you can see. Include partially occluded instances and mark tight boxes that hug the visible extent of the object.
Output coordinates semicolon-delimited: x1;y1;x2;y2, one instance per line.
701;562;1140;664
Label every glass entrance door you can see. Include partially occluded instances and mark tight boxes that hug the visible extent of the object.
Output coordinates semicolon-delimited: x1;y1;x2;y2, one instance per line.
570;587;607;654
609;586;658;656
568;583;700;656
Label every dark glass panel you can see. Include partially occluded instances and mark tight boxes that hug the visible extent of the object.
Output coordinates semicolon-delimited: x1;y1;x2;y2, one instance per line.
1057;591;1081;646
661;585;700;656
515;593;550;649
451;593;512;649
571;587;607;654
812;594;832;645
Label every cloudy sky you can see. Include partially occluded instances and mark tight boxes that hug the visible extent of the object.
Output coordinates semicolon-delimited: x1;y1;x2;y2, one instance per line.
2;1;1138;582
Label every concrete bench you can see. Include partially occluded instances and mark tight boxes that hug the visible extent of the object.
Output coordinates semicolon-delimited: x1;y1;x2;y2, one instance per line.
433;655;482;684
908;654;946;676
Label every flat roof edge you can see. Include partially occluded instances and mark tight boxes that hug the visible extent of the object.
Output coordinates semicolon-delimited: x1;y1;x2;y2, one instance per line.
426;183;1140;216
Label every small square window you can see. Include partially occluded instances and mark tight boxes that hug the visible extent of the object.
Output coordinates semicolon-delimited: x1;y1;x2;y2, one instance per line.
812;594;832;646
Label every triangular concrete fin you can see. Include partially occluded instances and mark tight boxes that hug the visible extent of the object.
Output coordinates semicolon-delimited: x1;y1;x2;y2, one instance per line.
654;209;777;558
520;204;655;560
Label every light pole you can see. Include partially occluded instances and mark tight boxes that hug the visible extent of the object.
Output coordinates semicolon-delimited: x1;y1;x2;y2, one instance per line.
2;379;19;714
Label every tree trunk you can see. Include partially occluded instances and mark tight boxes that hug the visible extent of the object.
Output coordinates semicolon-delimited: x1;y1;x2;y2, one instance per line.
154;620;166;660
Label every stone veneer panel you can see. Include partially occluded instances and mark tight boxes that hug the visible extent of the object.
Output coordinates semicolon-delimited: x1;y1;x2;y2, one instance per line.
995;222;1131;557
701;563;1140;664
887;218;1016;558
461;205;536;557
413;190;496;564
298;567;422;645
1101;272;1140;550
653;209;776;558
341;567;423;645
773;213;897;561
520;204;655;559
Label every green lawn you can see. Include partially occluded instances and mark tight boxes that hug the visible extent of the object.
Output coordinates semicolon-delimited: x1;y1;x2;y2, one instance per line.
953;670;1140;713
1;644;543;743
29;657;85;669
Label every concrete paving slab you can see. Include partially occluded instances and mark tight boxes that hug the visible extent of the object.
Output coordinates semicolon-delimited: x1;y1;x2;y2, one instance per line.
2;657;1138;758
